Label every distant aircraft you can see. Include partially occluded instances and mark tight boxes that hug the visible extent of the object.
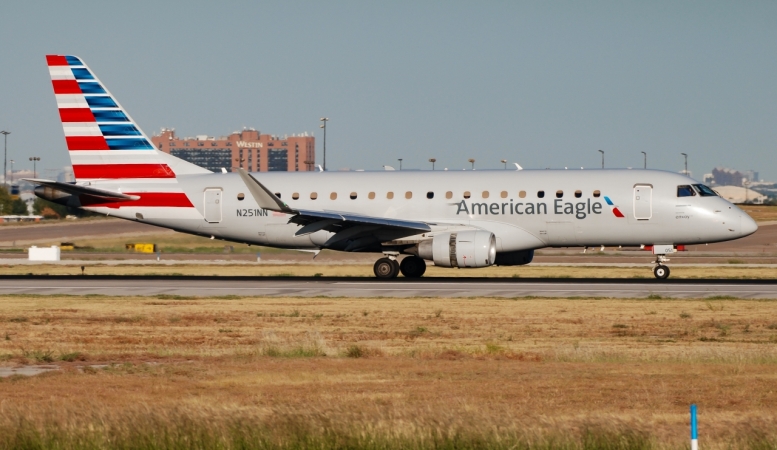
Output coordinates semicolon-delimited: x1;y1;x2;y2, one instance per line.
31;55;758;279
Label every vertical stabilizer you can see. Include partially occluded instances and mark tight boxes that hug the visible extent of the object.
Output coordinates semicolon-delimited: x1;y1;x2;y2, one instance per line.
46;55;209;182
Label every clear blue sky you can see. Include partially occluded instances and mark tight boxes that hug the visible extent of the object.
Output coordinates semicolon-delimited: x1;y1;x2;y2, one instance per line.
1;1;776;179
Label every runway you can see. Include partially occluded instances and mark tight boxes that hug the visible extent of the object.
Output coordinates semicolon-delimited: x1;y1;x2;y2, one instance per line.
0;276;775;298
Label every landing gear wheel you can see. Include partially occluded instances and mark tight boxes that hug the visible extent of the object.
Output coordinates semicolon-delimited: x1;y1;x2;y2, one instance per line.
653;265;670;279
374;257;400;279
399;256;427;278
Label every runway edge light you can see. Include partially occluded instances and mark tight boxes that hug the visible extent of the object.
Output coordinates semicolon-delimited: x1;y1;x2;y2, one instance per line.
690;404;698;450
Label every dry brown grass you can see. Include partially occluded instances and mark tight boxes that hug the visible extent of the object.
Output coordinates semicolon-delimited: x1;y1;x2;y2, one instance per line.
2;262;777;278
740;204;777;222
1;294;776;447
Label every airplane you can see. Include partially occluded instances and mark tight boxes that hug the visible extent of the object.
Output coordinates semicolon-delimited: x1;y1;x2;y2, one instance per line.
31;55;758;280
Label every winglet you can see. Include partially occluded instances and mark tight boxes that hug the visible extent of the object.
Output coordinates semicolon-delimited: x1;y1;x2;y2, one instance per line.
235;169;295;214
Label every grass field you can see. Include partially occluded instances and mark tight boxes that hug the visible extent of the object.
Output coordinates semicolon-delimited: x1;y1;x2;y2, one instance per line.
1;294;776;448
2;262;777;279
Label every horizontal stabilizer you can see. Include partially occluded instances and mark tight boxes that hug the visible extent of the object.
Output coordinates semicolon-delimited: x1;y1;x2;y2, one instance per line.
24;178;139;200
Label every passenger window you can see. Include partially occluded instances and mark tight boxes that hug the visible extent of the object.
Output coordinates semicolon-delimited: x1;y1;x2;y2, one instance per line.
368;192;375;199
405;191;412;199
677;185;696;197
556;190;563;198
310;192;318;200
464;191;471;199
426;192;434;199
292;192;299;200
445;191;453;199
537;191;545;198
237;193;245;201
387;192;394;199
482;191;490;199
275;193;281;198
593;190;601;198
330;192;337;200
500;191;508;198
350;192;357;200
519;191;526;198
574;190;582;198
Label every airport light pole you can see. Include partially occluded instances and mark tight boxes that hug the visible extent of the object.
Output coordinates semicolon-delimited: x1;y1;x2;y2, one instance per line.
29;156;40;179
598;150;604;169
1;131;9;187
429;158;436;170
641;151;646;169
319;118;328;171
9;160;13;184
468;158;475;170
681;152;688;176
501;159;507;169
397;158;403;171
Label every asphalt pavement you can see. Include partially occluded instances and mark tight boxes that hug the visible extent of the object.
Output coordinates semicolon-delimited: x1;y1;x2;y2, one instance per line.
0;276;775;298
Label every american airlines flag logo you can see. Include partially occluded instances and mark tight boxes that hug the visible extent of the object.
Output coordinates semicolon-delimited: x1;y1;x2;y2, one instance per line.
46;55;193;209
47;55;176;181
603;196;625;218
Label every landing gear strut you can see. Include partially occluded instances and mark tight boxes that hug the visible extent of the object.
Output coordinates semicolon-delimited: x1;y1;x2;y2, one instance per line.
653;255;670;279
373;257;399;279
399;256;426;278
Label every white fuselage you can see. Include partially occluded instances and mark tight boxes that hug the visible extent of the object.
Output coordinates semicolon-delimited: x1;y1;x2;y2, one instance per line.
86;168;757;253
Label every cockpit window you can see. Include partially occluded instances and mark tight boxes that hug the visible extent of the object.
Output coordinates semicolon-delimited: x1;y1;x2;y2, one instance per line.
677;185;696;197
693;184;718;197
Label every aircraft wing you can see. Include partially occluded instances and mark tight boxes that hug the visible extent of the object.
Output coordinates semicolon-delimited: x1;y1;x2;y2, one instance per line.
236;169;431;249
24;178;140;201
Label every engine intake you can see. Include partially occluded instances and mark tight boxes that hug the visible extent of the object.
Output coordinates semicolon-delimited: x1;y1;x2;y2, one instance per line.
417;230;496;268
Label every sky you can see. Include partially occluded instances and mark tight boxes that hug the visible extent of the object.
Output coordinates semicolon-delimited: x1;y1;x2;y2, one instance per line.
1;1;776;180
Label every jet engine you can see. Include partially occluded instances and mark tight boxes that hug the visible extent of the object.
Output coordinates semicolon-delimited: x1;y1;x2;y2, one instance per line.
416;230;496;268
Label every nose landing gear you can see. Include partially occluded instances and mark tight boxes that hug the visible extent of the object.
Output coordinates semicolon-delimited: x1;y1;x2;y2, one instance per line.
653;255;671;279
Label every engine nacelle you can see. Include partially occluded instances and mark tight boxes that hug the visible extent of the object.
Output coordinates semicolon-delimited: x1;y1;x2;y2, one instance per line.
417;230;496;268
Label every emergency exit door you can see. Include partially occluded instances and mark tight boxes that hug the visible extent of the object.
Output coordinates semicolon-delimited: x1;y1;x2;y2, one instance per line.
633;185;652;220
204;189;222;223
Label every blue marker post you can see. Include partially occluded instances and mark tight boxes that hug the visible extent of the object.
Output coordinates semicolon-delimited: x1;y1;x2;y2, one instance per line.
690;404;698;450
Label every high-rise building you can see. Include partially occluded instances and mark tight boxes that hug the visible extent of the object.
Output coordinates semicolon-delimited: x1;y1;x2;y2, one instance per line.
151;128;315;173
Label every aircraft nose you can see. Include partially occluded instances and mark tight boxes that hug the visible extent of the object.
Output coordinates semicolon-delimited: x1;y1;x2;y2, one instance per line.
740;213;758;237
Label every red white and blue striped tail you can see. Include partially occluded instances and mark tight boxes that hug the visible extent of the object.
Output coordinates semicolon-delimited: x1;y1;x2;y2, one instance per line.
46;55;209;182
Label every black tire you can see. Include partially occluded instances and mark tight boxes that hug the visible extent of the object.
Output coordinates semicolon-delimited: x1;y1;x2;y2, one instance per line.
373;257;399;279
399;256;427;278
653;265;670;279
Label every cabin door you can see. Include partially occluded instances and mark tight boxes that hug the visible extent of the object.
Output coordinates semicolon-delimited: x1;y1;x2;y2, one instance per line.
204;188;223;223
633;185;652;220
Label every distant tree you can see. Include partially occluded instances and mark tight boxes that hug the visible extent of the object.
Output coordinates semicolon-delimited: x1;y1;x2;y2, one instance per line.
0;186;12;216
32;196;100;218
33;197;68;218
10;198;28;215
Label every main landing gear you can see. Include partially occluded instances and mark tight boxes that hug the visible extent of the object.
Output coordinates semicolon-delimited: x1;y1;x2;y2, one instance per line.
653;255;671;280
373;256;427;279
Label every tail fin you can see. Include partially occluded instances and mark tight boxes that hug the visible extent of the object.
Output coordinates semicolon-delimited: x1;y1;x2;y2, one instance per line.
46;55;209;182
